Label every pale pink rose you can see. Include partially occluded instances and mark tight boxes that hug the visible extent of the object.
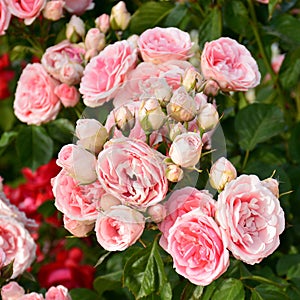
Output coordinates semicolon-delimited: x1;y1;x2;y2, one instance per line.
167;209;229;286
42;0;65;21
1;282;25;300
13;63;61;125
75;118;108;153
64;0;94;15
54;83;80;107
52;170;105;221
256;0;268;3
6;0;46;25
95;13;110;33
138;27;192;64
169;132;202;168
41;40;85;85
100;193;121;211
159;187;216;250
96;138;168;210
262;177;279;198
63;215;94;237
65;15;85;41
216;174;285;265
0;0;11;36
0;216;36;278
0;248;6;268
20;293;44;300
45;285;71;300
80;40;137;107
147;204;166;223
85;28;105;52
209;157;237;191
201;37;261;91
272;54;285;74
95;205;145;251
57;144;97;184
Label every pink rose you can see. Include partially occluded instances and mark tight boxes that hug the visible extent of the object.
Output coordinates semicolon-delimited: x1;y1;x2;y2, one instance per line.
216;174;285;265
54;83;80;107
41;40;85;85
166;209;229;286
52;170;105;221
95;205;145;251
6;0;46;25
169;132;202;168
138;27;192;64
0;0;11;35
42;0;65;21
0;216;36;278
56;144;97;184
13;63;61;125
64;0;94;15
1;282;25;300
20;293;44;300
79;40;137;107
45;285;71;300
201;37;261;91
95;13;110;33
85;28;105;52
63;215;94;237
96;138;168;210
159;187;216;249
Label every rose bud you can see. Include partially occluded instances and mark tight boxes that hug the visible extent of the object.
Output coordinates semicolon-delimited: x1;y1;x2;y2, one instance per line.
182;66;203;92
85;28;105;52
147;204;167;223
197;102;219;131
75;118;108;153
95;13;110;33
54;83;80;107
63;215;94;238
167;86;197;122
262;177;279;198
209;157;237;191
56;144;97;184
114;105;135;136
166;164;184;182
203;79;220;97
43;0;65;21
110;1;131;31
168;122;187;141
66;15;85;42
85;48;99;61
1;281;25;300
138;98;166;133
169;132;202;168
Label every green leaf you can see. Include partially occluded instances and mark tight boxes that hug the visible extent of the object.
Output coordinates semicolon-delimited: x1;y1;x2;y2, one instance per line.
0;103;15;131
251;284;289;300
129;1;174;35
0;131;17;156
287;264;300;280
69;288;98;300
211;278;245;300
277;254;300;276
46;118;74;144
37;200;57;218
163;4;188;28
93;271;123;296
123;240;172;300
288;122;300;163
180;283;204;300
268;0;281;19
223;0;249;37
198;7;222;49
16;126;54;170
234;104;285;151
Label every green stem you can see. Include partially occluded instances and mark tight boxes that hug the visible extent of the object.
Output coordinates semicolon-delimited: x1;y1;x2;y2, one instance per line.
241;275;289;289
242;150;250;171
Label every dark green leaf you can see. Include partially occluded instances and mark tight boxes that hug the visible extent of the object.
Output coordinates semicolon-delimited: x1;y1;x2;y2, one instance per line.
287;264;300;280
277;254;300;276
37;200;57;218
198;7;222;49
69;288;98;300
0;104;15;131
180;283;204;300
93;271;123;296
251;284;289;300
0;131;17;156
46;118;74;143
16;126;53;170
163;4;188;28
211;278;245;300
268;0;281;19
235;104;285;151
129;1;174;35
288;122;300;163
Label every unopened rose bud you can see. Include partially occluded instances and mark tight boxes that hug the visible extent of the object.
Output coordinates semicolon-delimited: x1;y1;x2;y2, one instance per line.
262;177;279;198
182;66;203;92
75;118;108;153
166;164;184;182
100;193;121;211
57;144;97;184
197;102;219;131
203;79;220;97
114;105;135;136
138;98;166;133
110;1;131;31
64;215;94;237
209;157;237;191
167;87;197;122
95;13;110;33
168;122;187;141
85;28;105;52
43;0;65;21
66;15;85;42
147;204;166;223
169;132;202;168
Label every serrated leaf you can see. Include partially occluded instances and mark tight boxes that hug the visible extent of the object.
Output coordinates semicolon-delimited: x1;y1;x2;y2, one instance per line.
211;278;245;300
16;126;53;170
129;1;174;35
0;131;17;156
198;7;222;49
235;104;284;151
123;239;172;300
46;118;74;143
